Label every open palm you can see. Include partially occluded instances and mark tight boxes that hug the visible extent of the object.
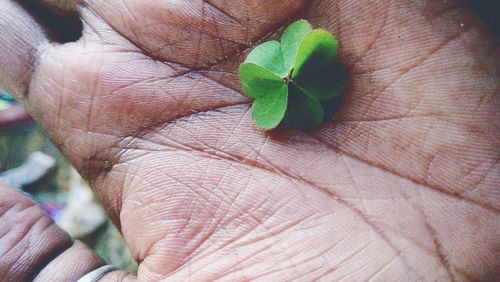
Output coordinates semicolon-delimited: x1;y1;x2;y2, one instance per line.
1;0;498;280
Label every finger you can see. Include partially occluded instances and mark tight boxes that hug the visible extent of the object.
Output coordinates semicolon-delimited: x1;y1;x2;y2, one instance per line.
34;241;106;281
84;0;311;68
0;183;109;281
0;0;48;98
0;105;32;128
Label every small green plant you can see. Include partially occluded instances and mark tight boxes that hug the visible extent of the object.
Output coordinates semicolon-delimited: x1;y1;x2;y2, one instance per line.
239;20;348;130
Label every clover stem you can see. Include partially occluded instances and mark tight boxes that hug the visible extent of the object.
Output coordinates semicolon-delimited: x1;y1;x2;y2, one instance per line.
284;68;295;84
284;73;294;84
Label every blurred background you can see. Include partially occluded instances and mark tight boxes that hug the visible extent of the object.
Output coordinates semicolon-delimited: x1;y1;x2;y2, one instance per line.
0;0;497;272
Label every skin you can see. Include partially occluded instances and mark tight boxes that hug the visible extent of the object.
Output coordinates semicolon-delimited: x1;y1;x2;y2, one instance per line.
0;0;499;281
0;105;32;128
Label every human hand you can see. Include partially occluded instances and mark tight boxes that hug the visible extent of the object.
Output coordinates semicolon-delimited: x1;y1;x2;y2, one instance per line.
1;0;498;280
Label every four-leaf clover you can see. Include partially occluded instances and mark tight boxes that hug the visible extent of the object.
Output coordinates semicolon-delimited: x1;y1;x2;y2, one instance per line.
239;20;348;130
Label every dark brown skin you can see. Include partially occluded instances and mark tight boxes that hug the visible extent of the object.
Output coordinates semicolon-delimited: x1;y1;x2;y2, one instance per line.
0;0;499;281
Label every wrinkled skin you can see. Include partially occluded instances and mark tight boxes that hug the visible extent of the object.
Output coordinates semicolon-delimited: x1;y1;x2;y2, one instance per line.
1;0;499;281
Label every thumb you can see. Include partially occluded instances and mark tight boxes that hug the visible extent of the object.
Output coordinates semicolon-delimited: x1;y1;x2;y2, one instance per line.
0;0;46;99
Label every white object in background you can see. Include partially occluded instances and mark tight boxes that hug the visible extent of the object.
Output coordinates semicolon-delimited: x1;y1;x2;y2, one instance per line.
0;151;56;189
58;168;107;238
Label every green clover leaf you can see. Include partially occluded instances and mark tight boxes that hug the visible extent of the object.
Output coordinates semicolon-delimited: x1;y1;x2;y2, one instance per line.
239;20;348;130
